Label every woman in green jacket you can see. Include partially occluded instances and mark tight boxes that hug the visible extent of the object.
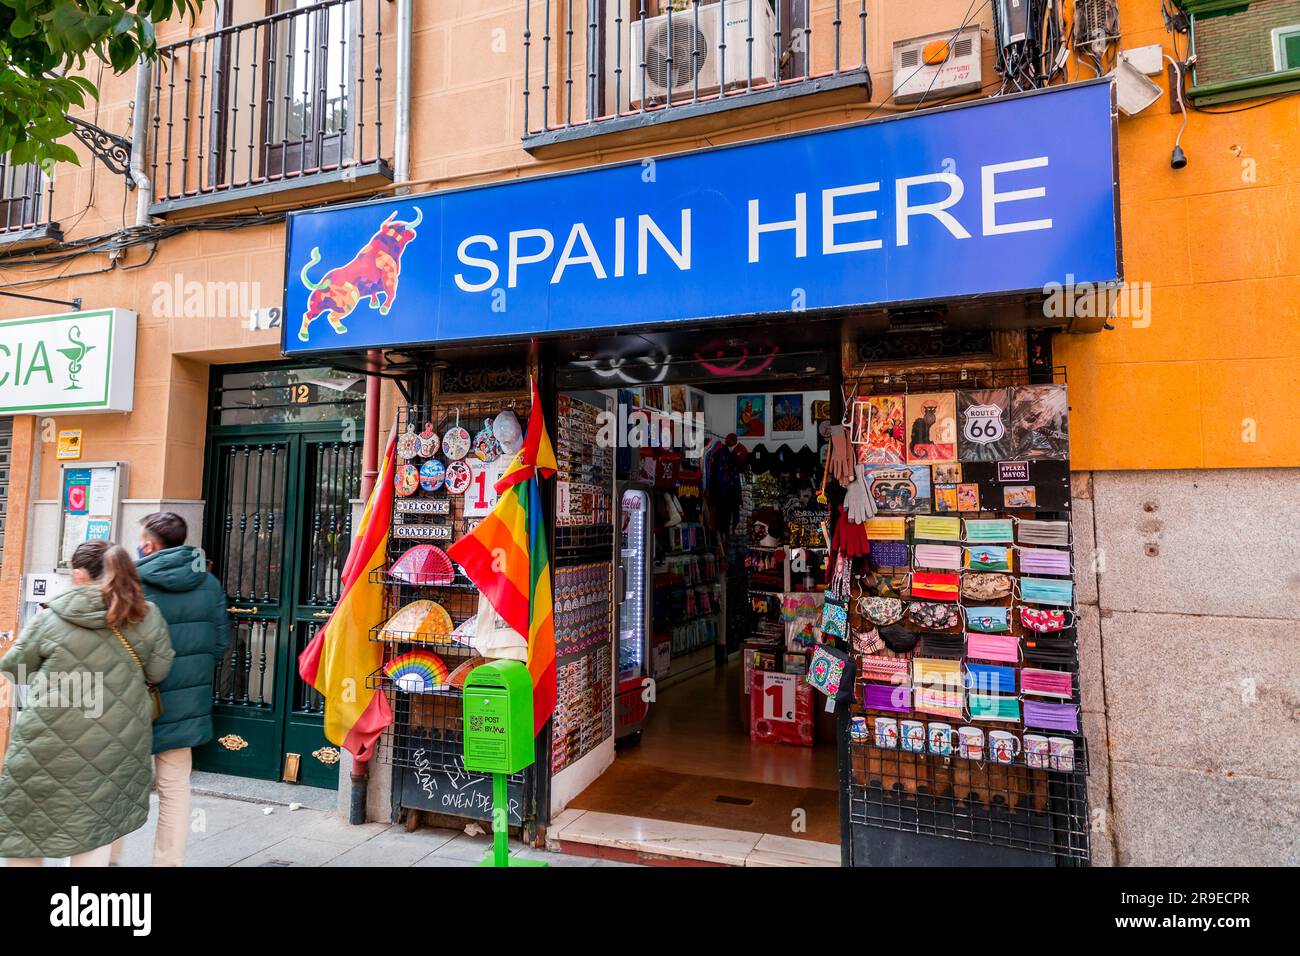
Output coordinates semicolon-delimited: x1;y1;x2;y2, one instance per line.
0;541;173;866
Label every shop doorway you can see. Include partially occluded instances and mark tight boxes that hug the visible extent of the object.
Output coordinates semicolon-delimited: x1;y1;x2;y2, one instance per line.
550;335;843;854
194;363;365;788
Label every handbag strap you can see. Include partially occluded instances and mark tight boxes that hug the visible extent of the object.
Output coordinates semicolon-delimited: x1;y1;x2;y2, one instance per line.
110;623;146;672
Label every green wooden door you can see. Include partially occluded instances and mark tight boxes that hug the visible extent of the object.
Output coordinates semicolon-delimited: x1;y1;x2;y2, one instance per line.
194;365;364;788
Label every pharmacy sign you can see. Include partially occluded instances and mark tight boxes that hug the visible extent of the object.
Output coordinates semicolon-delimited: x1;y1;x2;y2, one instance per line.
0;309;136;414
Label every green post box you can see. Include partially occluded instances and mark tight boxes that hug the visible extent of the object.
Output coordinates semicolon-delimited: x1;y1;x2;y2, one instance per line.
461;660;543;867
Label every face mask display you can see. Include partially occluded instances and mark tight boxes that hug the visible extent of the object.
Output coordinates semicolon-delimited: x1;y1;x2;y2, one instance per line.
913;515;962;541
965;632;1020;662
913;544;963;570
1018;547;1072;576
1019;606;1074;633
1022;700;1080;733
911;572;961;601
967;693;1021;722
964;518;1014;543
871;540;911;568
964;606;1011;634
1019;577;1075;606
964;663;1017;696
863;682;912;712
864;516;907;540
966;545;1011;572
1021;668;1074;698
961;573;1013;602
1017;519;1071;547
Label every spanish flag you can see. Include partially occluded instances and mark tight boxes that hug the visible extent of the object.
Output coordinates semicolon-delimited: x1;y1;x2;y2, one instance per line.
298;434;395;760
448;380;557;734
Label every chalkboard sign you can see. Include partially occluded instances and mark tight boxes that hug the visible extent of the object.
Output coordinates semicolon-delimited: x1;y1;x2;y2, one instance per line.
399;749;524;825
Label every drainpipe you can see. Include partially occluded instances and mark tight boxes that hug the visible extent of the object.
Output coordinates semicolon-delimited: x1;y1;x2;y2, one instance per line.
350;0;413;825
130;59;153;226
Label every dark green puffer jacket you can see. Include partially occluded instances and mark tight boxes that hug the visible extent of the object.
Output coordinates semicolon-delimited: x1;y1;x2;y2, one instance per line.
137;547;230;753
0;586;172;858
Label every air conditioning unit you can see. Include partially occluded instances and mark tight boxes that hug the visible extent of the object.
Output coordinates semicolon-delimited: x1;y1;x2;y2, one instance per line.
891;26;983;104
629;0;777;106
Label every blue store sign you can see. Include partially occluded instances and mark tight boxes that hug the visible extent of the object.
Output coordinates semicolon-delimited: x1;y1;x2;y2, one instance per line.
282;80;1119;355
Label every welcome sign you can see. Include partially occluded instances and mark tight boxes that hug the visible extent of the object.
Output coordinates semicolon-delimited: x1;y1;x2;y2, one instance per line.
0;309;136;414
283;81;1120;355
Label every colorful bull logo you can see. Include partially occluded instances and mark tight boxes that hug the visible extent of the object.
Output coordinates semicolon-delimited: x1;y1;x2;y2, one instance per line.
298;207;422;341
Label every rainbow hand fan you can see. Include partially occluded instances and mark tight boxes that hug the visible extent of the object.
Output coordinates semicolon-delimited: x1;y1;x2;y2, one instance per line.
383;650;450;693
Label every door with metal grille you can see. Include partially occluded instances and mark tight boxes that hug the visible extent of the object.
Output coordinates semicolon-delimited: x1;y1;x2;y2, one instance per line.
195;364;364;787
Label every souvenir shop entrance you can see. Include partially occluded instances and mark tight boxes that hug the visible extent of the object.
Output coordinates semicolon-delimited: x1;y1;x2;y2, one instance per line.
544;321;848;856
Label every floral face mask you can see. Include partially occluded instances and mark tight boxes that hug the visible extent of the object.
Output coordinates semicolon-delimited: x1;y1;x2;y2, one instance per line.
908;601;961;630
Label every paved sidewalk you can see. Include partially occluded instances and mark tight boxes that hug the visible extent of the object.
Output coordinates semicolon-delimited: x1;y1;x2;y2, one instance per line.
113;790;636;867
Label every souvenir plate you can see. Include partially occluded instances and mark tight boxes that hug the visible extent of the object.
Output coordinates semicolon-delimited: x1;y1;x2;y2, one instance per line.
442;425;471;461
445;459;473;494
396;425;420;461
394;464;420;497
474;419;503;462
417;422;440;458
419;459;445;492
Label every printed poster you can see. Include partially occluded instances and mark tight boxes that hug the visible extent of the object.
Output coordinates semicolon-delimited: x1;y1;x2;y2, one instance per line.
771;393;803;436
863;464;932;514
736;395;766;438
1012;384;1070;459
854;395;905;464
957;388;1013;461
905;392;957;464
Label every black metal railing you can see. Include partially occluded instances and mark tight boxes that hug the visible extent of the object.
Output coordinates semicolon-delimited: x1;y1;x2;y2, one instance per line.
0;156;55;235
151;0;390;206
522;0;870;141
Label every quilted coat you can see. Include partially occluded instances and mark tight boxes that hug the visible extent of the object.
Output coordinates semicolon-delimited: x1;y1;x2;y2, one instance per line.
0;586;173;859
137;546;230;753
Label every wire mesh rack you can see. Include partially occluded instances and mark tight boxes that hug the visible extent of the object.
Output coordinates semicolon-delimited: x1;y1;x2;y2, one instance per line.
847;733;1091;861
375;397;530;792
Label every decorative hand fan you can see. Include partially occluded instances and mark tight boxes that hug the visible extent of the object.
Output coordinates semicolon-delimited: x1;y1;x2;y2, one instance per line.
447;656;488;689
383;650;449;693
378;600;454;643
390;545;456;585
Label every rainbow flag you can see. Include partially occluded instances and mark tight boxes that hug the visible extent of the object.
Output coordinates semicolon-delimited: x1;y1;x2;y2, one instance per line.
448;380;557;734
298;434;395;760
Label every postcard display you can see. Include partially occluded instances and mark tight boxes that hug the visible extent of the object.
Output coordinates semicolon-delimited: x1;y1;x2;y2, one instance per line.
372;397;533;825
844;382;1090;863
552;394;616;774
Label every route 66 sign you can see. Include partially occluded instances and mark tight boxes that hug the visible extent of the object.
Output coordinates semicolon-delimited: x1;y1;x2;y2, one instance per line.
957;388;1012;462
962;405;1005;445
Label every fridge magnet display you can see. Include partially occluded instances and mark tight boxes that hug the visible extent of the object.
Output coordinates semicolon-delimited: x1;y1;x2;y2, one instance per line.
736;394;766;437
1012;384;1070;458
419;459;445;492
442;416;471;460
957;388;1013;461
932;462;962;485
934;485;958;513
811;399;831;422
473;418;503;461
394;464;420;497
863;465;932;514
1003;485;1038;509
855;395;906;464
444;459;473;495
905;391;957;464
771;393;804;435
382;650;450;693
397;423;421;460
417;422;440;458
669;385;688;415
957;483;980;511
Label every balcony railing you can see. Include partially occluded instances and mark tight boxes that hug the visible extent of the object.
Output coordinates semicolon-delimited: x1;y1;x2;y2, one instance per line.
521;0;871;148
149;0;392;212
0;155;57;241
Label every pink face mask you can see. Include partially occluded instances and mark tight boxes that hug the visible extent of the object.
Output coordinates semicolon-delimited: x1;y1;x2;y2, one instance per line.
1021;668;1074;698
965;632;1019;663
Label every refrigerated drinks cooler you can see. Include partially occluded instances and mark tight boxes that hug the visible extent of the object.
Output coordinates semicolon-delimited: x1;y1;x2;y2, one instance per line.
615;484;652;740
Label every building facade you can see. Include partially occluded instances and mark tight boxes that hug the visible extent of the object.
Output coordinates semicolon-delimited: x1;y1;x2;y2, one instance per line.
0;0;1296;866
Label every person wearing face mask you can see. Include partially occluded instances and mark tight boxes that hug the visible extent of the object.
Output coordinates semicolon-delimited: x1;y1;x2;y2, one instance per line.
0;541;173;866
107;512;228;867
